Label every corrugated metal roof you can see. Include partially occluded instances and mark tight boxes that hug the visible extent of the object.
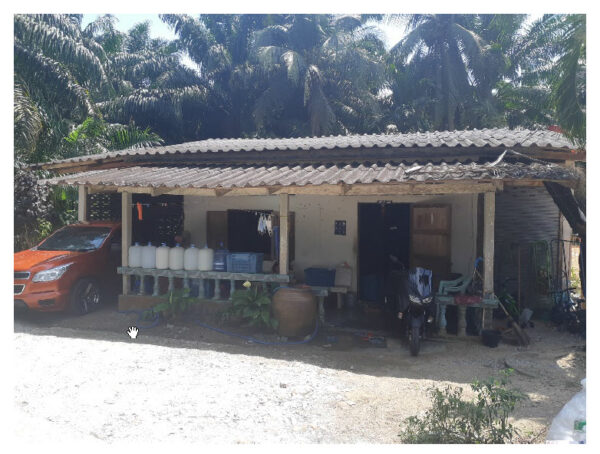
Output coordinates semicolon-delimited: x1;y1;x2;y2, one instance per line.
41;159;577;189
42;128;576;167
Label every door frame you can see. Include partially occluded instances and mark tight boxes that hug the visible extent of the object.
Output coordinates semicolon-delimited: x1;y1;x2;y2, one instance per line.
356;202;412;304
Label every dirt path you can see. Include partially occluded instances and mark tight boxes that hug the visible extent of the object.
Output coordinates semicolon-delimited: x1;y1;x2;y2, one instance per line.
14;310;585;443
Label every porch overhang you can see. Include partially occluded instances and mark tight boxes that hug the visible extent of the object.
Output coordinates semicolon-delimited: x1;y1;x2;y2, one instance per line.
40;157;578;196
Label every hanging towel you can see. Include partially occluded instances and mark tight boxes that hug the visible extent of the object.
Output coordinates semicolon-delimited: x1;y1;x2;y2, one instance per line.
136;202;143;221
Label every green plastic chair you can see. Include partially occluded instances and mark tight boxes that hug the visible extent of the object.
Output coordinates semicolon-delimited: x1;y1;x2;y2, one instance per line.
437;257;482;295
438;274;473;295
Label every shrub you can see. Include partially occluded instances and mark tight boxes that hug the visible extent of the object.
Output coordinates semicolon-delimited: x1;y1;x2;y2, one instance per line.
146;288;198;320
399;370;526;444
223;281;278;330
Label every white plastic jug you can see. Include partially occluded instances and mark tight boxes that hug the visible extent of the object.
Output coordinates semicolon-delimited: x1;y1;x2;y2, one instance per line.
128;242;143;268
198;244;214;271
142;242;157;269
184;244;199;270
156;243;170;270
169;243;184;270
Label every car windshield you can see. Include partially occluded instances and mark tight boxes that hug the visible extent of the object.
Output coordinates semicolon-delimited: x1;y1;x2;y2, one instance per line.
37;227;111;252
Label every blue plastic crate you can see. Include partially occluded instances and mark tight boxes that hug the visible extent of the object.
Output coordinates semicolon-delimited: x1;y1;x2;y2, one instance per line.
226;253;264;274
304;267;336;287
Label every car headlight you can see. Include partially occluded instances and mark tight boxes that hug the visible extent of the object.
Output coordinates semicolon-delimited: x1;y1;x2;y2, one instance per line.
32;263;73;282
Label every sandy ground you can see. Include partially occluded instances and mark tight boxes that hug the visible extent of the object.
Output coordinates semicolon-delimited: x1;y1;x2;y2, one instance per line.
14;306;585;444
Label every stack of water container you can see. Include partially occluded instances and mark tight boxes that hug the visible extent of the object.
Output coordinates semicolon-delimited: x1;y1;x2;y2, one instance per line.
128;242;220;271
127;241;268;274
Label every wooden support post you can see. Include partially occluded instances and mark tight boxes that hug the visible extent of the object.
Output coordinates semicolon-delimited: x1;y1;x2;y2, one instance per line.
279;193;289;275
121;192;132;295
78;185;88;222
483;192;495;329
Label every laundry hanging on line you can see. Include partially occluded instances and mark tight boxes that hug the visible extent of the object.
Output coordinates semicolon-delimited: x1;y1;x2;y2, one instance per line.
257;212;273;236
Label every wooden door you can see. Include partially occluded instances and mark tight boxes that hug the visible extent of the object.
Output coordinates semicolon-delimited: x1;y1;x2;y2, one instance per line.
410;204;452;282
206;211;228;249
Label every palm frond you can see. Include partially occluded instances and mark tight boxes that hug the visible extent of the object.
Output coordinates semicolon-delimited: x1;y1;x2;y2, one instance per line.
99;86;208;122
14;14;106;83
303;65;336;135
255;46;286;73
14;42;95;117
280;50;305;85
253;25;290;48
14;80;45;156
160;14;213;66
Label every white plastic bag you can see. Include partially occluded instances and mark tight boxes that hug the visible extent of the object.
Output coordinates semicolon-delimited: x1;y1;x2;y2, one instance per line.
546;378;586;444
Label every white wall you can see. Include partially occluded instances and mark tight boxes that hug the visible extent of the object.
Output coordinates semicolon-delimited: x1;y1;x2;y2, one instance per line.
184;192;478;291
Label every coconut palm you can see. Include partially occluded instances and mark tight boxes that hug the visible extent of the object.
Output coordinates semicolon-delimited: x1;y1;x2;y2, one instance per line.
388;14;523;131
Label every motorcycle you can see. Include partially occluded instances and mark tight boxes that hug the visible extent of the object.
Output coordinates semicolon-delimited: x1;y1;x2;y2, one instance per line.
385;262;435;356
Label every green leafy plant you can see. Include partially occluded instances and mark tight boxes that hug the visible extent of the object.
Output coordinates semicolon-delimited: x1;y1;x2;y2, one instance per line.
400;370;526;444
145;288;198;320
224;282;278;330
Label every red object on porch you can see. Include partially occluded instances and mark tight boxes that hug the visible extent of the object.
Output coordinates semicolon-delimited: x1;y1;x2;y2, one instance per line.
136;202;143;220
454;294;483;305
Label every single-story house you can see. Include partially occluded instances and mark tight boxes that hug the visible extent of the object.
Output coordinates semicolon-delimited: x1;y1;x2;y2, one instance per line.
39;127;584;332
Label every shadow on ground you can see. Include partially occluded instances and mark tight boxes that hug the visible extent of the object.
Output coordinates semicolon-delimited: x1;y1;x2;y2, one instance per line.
14;300;584;382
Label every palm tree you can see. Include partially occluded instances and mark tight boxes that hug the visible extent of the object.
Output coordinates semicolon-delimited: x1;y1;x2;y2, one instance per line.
13;14;169;248
388;14;524;131
162;14;388;137
502;14;585;146
85;16;210;144
14;14;172;160
14;14;103;162
249;14;387;136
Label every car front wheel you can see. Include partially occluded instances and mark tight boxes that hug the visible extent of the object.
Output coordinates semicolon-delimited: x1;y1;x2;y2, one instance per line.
69;278;101;315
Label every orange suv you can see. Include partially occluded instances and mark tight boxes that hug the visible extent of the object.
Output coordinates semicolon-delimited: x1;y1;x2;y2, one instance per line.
14;221;122;314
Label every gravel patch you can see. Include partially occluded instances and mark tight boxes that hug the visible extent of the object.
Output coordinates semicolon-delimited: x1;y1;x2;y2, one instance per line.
14;310;585;443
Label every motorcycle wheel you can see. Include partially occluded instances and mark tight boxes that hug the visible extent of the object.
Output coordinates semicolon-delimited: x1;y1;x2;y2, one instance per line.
409;328;421;356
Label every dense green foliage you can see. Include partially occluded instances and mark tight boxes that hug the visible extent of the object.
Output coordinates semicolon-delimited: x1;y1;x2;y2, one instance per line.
145;288;200;320
399;371;526;444
224;284;279;330
14;14;586;249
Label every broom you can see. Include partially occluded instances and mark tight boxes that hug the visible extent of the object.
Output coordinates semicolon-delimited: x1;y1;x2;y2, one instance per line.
498;301;530;346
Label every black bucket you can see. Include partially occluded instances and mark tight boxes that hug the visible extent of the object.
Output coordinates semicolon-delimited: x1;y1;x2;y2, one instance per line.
481;329;502;348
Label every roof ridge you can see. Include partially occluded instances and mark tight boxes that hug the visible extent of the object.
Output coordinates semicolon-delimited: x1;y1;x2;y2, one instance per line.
37;127;578;169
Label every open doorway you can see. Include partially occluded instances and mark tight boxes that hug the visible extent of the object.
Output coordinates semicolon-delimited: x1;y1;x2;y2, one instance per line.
328;202;410;332
358;202;411;304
